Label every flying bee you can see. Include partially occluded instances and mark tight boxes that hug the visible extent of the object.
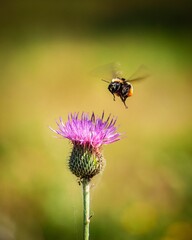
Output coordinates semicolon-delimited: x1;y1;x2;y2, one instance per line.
102;77;133;108
102;65;149;108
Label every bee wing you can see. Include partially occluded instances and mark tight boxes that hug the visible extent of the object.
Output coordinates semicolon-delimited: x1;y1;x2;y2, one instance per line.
91;62;122;80
127;65;150;82
110;62;122;78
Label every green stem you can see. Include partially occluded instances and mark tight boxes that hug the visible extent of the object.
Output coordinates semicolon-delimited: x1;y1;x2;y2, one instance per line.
82;178;90;240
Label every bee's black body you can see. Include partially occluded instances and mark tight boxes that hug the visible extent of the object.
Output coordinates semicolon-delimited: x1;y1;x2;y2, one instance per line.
107;77;133;108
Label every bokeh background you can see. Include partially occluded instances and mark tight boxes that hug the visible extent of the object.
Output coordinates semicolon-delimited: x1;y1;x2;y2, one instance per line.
0;1;192;239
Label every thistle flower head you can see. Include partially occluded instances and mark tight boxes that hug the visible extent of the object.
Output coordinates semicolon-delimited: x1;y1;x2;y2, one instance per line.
50;112;120;180
52;112;120;149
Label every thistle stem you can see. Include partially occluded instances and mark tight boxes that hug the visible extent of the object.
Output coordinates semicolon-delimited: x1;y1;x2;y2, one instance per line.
82;178;90;240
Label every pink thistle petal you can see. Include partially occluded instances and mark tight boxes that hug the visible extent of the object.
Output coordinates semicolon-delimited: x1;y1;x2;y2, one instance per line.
50;112;121;149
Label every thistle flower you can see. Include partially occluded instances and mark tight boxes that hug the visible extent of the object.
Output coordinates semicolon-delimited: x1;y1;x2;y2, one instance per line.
50;112;121;240
50;112;120;181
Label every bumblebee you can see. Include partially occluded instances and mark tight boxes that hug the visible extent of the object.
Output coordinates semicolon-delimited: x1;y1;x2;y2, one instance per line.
108;78;133;108
102;66;148;108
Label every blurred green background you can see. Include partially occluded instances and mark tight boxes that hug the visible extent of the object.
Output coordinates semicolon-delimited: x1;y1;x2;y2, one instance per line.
0;1;192;239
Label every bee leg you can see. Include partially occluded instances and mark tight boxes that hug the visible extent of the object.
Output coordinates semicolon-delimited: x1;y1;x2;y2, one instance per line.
123;101;128;109
120;95;128;109
112;94;116;101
